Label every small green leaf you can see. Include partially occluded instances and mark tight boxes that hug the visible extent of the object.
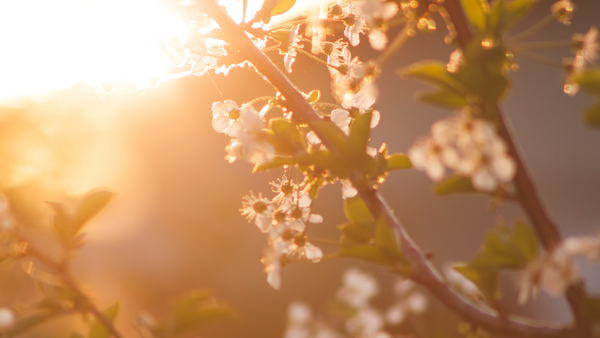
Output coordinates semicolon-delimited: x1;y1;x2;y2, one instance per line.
338;222;372;244
271;0;296;15
399;61;467;94
374;216;400;255
573;68;600;94
583;102;600;128
512;220;539;261
269;118;305;151
47;202;73;245
340;245;396;265
386;153;412;171
89;303;119;338
417;89;469;109
343;196;375;224
504;0;538;29
72;190;115;235
433;176;476;195
460;0;488;31
307;89;320;103
307;120;350;154
453;264;498;299
349;112;373;156
298;150;349;178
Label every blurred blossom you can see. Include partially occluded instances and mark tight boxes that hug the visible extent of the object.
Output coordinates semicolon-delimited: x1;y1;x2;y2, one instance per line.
574;26;598;65
345;307;384;337
0;307;14;329
386;279;427;326
551;0;574;24
337;268;378;308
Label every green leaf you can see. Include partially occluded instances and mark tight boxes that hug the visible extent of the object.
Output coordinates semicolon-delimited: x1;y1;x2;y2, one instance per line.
512;220;539;261
72;190;115;236
433;176;476;195
573;68;600;94
307;89;320;103
453;264;498;299
583;102;600;128
47;202;73;245
386;154;412;171
271;0;296;15
89;303;119;338
269;118;305;152
460;0;488;31
338;222;372;244
399;61;467;94
487;0;504;35
307;120;350;154
343;196;375;224
349;112;373;156
374;216;401;256
504;0;538;29
297;150;349;178
340;245;396;265
417;89;469;109
253;157;296;172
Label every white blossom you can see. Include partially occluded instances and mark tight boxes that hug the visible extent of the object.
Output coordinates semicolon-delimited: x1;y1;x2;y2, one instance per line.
341;180;358;199
262;239;293;290
352;0;399;50
240;192;273;233
564;233;600;261
345;307;384;337
284;25;303;73
517;247;580;304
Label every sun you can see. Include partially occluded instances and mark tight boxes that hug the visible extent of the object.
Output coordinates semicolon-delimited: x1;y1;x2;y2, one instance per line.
0;0;321;103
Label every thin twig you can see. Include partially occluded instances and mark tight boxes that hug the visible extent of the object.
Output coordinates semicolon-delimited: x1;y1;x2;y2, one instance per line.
197;2;580;337
20;239;124;338
376;21;414;67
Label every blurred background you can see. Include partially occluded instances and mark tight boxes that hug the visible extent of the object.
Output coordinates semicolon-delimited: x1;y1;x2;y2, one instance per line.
0;0;599;337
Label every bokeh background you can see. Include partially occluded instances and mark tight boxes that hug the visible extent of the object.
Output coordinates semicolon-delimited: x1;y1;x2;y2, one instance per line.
0;0;599;337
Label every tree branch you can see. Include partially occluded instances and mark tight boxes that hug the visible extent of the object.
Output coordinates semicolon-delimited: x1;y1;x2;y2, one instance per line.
198;1;580;337
441;0;592;335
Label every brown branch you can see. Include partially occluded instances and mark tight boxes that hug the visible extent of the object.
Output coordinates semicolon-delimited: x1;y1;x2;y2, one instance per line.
198;2;579;337
441;0;592;335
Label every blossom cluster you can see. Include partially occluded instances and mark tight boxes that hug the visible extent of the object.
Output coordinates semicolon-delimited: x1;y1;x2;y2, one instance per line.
408;112;516;192
518;232;600;304
284;269;427;338
240;176;325;290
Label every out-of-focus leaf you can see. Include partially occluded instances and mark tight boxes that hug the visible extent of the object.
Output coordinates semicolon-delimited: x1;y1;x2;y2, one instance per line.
338;222;372;244
583;102;600;128
89;303;119;338
271;0;296;15
253;157;296;172
349;112;372;156
340;245;396;265
433;176;476;195
269;118;305;152
46;202;72;245
473;227;527;268
399;61;467;94
386;154;412;171
343;196;375;224
573;68;600;94
72;190;115;236
487;0;504;35
504;0;538;28
460;0;488;31
512;220;539;261
454;264;498;299
152;289;234;338
307;89;320;103
417;89;469;109
374;216;401;256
